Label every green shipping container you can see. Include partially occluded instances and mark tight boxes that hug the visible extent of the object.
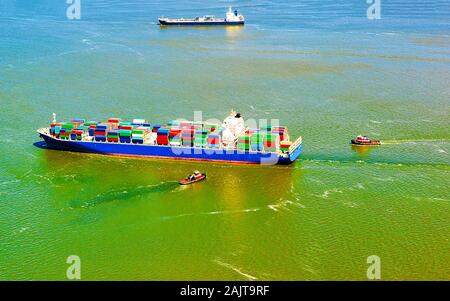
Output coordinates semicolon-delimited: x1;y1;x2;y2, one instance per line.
62;123;75;129
119;130;132;137
238;135;250;141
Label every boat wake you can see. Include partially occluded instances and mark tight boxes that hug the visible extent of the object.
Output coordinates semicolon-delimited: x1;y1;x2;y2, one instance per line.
159;207;261;221
381;139;449;145
213;258;257;281
267;198;305;212
69;181;178;208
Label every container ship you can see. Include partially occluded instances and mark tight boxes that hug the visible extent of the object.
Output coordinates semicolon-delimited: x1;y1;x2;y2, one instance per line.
158;8;244;26
37;112;302;165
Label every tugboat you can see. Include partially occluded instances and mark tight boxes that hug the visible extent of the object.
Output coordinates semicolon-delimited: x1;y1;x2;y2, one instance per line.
351;135;381;146
179;171;207;185
159;7;244;26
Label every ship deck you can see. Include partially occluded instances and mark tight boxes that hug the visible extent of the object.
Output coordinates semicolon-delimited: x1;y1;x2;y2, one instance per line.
37;128;301;165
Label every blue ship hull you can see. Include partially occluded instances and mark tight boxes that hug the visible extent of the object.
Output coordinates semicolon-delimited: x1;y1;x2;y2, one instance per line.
159;20;244;26
39;132;301;165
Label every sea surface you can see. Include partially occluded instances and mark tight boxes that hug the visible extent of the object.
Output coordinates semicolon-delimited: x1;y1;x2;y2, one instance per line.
0;0;449;280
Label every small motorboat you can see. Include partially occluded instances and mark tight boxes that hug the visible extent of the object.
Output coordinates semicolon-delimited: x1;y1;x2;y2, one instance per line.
351;135;381;146
179;170;206;185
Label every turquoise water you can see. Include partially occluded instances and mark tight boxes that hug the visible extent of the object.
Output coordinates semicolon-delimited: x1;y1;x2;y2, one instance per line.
0;1;449;280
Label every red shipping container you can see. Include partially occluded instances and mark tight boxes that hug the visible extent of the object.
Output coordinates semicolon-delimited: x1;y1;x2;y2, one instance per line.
169;128;182;136
157;136;169;145
107;118;121;123
180;121;193;127
107;137;119;142
207;137;220;144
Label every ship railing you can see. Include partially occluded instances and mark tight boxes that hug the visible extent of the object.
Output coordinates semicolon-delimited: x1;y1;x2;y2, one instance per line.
289;136;302;152
37;127;50;135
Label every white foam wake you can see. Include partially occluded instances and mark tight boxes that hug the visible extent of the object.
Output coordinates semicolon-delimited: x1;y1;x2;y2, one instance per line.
213;259;257;281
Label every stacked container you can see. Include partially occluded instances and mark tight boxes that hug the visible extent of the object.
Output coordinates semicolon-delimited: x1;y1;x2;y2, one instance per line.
88;124;97;136
107;118;122;130
60;123;76;140
169;127;182;142
59;128;68;140
119;129;132;143
204;123;218;133
272;126;288;141
237;134;250;151
152;124;163;133
250;131;264;151
50;123;62;137
107;130;119;143
170;133;182;146
207;133;221;148
46;117;295;154
194;129;208;148
94;124;109;142
193;122;203;132
118;122;132;128
119;123;133;143
263;133;279;152
70;128;84;141
179;121;193;128
83;121;97;136
131;128;145;144
108;118;122;124
132;119;147;125
181;128;194;147
156;128;170;145
139;123;152;131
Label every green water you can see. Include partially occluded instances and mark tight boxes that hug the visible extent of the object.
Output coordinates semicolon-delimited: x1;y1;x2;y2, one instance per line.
0;1;449;280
